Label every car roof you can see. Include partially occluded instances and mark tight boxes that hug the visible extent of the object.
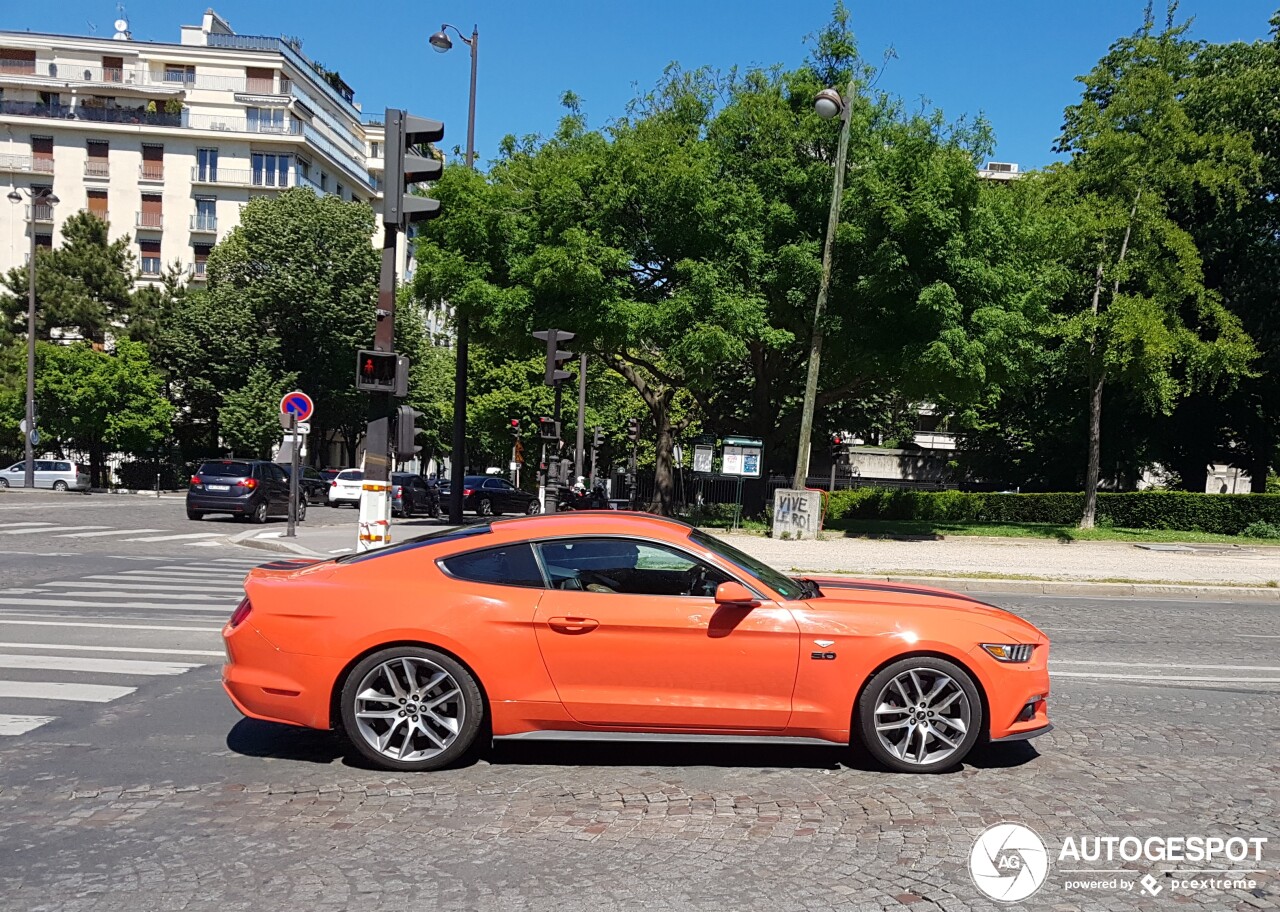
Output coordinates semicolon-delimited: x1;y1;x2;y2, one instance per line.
487;511;692;539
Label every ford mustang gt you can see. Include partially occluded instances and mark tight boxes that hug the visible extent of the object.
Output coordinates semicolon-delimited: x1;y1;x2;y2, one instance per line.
223;512;1051;773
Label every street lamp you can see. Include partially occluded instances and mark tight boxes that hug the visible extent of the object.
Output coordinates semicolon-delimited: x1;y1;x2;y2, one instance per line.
792;78;855;490
7;185;58;489
430;22;479;524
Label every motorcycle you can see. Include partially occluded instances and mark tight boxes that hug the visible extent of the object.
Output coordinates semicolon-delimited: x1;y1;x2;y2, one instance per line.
556;482;610;511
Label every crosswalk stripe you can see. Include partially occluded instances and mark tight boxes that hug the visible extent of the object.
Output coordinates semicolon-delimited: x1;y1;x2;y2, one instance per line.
123;532;227;542
0;619;221;632
0;526;111;536
30;588;237;602
0;681;134;703
115;570;248;580
43;579;243;592
0;714;56;735
0;523;55;529
0;642;223;657
0;596;235;612
55;529;166;539
212;558;273;565
0;654;201;676
154;565;253;574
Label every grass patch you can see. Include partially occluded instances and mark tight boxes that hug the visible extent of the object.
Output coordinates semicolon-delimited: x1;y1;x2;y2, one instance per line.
799;568;1278;588
824;518;1280;546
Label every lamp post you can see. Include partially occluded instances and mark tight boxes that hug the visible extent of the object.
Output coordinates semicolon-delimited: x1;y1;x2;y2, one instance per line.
6;185;58;489
792;80;855;490
429;22;478;524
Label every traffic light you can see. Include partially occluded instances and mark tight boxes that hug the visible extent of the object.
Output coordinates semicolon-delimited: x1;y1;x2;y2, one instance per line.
384;109;444;229
356;350;399;392
533;329;575;387
508;418;521;436
395;405;424;459
538;416;561;441
627;418;640;443
591;427;603;449
829;435;844;461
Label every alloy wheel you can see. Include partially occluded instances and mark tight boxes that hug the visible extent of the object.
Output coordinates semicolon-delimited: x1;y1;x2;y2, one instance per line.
872;667;972;767
351;656;466;763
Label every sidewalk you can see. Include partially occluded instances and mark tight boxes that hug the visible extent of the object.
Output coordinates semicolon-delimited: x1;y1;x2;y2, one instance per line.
232;518;1280;601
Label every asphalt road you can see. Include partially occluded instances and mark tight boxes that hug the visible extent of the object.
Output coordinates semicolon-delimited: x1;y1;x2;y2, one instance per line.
0;527;1274;911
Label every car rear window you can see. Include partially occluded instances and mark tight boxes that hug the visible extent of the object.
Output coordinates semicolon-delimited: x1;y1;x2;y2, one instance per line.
334;523;493;565
198;461;252;477
338;470;364;481
440;543;544;588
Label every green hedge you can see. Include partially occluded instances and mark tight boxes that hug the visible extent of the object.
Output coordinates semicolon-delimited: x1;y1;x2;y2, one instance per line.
115;461;194;491
823;488;1280;535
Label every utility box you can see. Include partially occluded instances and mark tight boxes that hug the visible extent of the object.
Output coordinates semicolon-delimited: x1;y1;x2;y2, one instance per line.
771;488;822;540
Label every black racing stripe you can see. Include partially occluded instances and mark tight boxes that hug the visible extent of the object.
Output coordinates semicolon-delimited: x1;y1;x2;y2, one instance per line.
814;579;989;605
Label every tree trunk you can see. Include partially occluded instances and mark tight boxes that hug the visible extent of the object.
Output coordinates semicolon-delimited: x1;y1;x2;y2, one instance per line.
1249;424;1276;493
651;398;676;516
1080;367;1105;528
89;442;106;489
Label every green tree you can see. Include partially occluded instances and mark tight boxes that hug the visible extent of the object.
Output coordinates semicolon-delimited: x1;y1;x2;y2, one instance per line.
35;340;173;485
0;212;134;344
218;364;296;459
1052;6;1258;526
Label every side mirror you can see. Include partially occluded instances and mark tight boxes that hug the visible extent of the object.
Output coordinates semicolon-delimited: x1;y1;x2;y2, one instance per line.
714;581;758;606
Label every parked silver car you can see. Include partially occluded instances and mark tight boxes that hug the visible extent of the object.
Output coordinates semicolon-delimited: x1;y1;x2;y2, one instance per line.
0;460;91;491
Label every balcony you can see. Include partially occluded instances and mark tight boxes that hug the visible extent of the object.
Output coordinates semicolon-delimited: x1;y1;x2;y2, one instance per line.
189;167;292;189
135;212;164;231
26;203;54;223
139;163;165;183
190;261;208;282
84;160;109;180
190;213;218;233
186;112;302;135
0;152;52;175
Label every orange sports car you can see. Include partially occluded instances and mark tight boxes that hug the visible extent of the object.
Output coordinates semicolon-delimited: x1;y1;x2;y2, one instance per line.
223;512;1050;773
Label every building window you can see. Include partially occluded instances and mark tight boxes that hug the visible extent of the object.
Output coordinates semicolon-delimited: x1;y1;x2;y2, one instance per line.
245;67;274;94
30;136;53;174
194;197;216;231
336;183;344;200
319;172;328;192
297;158;310;181
196;147;218;182
0;49;36;75
85;140;109;177
246;107;285;133
139;193;163;229
139;239;161;276
101;55;124;83
30;184;54;221
251;152;289;187
193;243;211;279
370;141;381;158
34;233;52;249
163;64;195;84
37;91;60;109
86;190;108;221
140;144;164;181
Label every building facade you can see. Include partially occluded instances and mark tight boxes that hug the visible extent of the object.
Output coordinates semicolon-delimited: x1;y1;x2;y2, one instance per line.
0;9;387;283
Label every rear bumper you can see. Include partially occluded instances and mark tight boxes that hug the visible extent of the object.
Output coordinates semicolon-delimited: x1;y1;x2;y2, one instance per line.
187;491;256;513
221;621;337;730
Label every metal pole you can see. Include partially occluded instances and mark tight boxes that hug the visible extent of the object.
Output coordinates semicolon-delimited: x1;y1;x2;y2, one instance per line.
24;210;37;489
287;412;299;537
574;353;586;480
448;27;479;525
792;76;856;489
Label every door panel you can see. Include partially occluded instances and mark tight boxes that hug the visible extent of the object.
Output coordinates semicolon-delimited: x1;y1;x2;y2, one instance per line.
533;588;799;730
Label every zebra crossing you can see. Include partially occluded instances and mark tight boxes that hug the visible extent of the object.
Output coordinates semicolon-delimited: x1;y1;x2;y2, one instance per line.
0;555;265;737
0;521;229;543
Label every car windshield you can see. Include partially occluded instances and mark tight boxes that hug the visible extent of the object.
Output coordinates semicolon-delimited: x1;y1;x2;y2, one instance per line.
688;529;805;600
198;461;252;477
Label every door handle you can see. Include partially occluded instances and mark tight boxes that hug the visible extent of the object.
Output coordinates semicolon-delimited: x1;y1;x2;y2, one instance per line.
547;616;599;634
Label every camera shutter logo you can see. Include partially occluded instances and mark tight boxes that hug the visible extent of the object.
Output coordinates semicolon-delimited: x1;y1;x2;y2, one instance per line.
969;823;1050;903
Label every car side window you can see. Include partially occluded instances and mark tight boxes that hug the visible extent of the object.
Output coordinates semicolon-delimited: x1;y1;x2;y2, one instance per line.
5;463;21;472
271;465;288;484
535;538;730;597
482;478;502;489
55;462;71;472
440;543;545;588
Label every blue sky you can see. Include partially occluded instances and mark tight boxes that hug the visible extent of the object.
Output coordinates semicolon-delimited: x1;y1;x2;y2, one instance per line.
9;1;1278;169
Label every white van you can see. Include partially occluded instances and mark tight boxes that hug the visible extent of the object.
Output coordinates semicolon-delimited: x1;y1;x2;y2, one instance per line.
0;460;91;491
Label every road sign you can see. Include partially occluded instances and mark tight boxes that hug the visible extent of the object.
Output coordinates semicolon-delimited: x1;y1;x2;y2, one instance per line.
29;429;39;447
294;421;311;435
279;390;314;422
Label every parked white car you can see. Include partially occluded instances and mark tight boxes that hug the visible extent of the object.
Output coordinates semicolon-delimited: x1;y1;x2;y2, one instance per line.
0;460;90;491
328;468;364;508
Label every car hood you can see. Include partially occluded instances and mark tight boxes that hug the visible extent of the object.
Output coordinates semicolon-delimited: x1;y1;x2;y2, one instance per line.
804;576;1046;643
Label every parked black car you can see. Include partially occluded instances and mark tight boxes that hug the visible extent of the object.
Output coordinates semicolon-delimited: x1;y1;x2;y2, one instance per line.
390;473;440;518
187;460;306;523
445;474;540;516
282;464;330;505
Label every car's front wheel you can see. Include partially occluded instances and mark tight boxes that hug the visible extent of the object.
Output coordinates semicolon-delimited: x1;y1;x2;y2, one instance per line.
187;509;203;521
856;656;982;773
477;497;493;517
339;646;484;772
295;498;307;523
52;480;69;492
250;499;269;524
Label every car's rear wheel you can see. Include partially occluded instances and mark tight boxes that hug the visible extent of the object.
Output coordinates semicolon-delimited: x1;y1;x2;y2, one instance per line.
339;646;484;772
250;499;269;524
295;498;307;523
52;480;69;492
477;497;493;517
525;500;541;515
856;656;982;773
187;509;203;521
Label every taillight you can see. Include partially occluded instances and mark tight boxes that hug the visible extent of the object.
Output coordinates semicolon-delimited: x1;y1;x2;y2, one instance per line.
463;488;473;496
228;597;252;628
237;478;258;490
331;480;338;487
394;486;403;497
190;475;202;487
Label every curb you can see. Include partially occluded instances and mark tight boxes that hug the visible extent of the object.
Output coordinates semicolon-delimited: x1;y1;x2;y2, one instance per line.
873;575;1280;603
228;528;330;558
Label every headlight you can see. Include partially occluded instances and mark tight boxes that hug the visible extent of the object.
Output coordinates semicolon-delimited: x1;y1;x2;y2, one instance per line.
982;643;1035;663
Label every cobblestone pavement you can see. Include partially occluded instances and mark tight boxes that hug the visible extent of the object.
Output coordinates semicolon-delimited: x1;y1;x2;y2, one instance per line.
0;662;1275;912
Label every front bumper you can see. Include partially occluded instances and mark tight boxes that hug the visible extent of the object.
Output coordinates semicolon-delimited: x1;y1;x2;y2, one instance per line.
970;642;1051;741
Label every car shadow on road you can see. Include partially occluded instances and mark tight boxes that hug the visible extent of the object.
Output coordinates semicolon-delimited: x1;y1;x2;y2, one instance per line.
227;718;1041;774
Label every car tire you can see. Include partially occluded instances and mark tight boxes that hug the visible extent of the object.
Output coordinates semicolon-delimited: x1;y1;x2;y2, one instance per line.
477;497;493;517
296;498;307;523
250;499;269;525
525;500;541;515
339;646;484;772
856;655;983;774
187;509;203;521
0;478;7;488
52;480;69;492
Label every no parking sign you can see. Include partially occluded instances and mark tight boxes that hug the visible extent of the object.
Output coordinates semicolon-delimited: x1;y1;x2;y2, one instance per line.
279;391;314;423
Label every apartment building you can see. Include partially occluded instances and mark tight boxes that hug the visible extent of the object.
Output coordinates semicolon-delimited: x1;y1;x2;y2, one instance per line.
0;9;387;283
